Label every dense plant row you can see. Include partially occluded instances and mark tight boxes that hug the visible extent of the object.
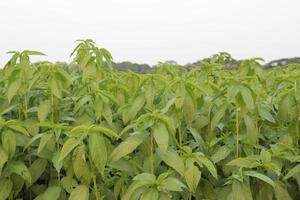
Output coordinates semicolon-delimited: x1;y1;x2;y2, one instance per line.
0;40;300;199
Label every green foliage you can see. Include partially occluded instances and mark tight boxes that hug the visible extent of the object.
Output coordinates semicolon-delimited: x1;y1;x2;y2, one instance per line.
0;39;300;199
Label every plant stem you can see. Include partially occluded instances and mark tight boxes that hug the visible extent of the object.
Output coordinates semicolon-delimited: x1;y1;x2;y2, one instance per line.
236;108;240;158
150;132;154;174
93;175;100;200
24;93;32;200
178;125;183;147
207;103;212;139
51;94;54;123
295;103;299;145
24;94;28;119
51;94;60;151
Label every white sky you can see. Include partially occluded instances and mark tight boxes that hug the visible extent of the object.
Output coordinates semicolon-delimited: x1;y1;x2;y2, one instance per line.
0;0;299;66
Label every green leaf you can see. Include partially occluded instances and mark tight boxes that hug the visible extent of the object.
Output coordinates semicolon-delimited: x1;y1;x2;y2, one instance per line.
232;179;253;200
72;145;90;184
133;173;156;182
52;151;63;174
188;127;207;150
210;104;227;131
69;185;89;200
110;132;148;162
274;181;292;200
202;180;217;200
43;186;61;200
0;178;13;200
38;133;53;153
102;103;113;124
74;96;91;113
123;94;145;123
0;145;8;174
277;94;294;123
194;152;218;179
227;157;258;168
94;98;103;120
244;170;274;187
244;114;258;145
59;137;81;162
90;125;119;138
23;50;46;56
260;149;271;163
24;133;45;150
145;83;155;106
37;100;51;122
114;178;124;199
175;82;185;109
7;78;21;102
152;122;169;153
240;86;254;110
7;161;31;184
256;183;273;200
89;132;107;174
158;192;172;200
140;188;159;200
7;123;30;136
49;77;62;99
258;104;275;123
28;159;47;186
157;148;184;176
160;177;186;192
184;158;201;193
61;176;78;194
211;145;231;163
0;104;17;116
2;130;16;160
56;67;72;85
284;164;300;180
183;90;196;124
123;180;148;200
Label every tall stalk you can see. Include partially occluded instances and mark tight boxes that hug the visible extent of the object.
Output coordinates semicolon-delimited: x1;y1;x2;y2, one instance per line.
235;107;240;158
149;131;154;174
93;174;100;200
178;123;183;147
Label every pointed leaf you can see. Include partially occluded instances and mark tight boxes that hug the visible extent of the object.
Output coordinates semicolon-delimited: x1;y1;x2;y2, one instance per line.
284;164;300;180
28;159;48;185
89;132;107;174
244;170;274;187
43;186;61;200
210;104;227;131
152;122;169;153
240;86;254;110
59;137;81;162
157;148;184;176
0;178;13;200
0;145;8;173
140;188;159;200
7;161;31;184
7;78;21;102
69;185;89;200
37;100;51;122
110;132;148;162
274;181;292;200
2;130;16;159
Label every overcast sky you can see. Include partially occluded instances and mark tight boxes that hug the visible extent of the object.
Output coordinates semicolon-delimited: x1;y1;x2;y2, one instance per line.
0;0;299;66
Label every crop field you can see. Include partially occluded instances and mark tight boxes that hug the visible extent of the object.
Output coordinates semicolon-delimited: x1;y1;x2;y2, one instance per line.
0;39;300;200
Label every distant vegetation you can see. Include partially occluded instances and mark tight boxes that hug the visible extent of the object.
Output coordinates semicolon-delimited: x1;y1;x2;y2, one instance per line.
111;53;300;73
